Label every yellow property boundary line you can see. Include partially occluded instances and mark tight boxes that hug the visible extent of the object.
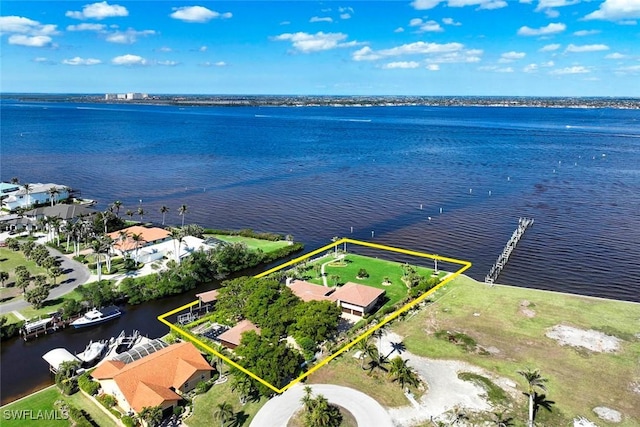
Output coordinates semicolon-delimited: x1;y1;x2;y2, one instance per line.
158;238;471;394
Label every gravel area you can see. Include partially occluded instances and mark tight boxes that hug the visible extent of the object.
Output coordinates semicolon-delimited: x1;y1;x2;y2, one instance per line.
546;325;621;353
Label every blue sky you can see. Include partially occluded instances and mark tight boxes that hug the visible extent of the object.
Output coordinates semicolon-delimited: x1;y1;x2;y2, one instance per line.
1;0;639;96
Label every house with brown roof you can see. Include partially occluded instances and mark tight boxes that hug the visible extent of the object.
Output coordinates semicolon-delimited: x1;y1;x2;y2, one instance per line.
107;225;171;256
328;282;385;316
287;280;334;302
91;342;214;416
217;319;261;350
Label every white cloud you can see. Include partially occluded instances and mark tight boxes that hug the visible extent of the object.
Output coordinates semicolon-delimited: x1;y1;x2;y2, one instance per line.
479;65;514;72
111;54;147;65
353;42;481;63
442;17;462;25
523;63;539;72
199;45;208;52
66;2;128;20
535;0;581;11
540;43;561;51
106;29;155;44
339;7;354;13
565;43;609;52
605;52;627;59
310;16;333;23
273;31;359;53
340;13;351;19
616;64;640;72
158;46;172;52
411;0;507;9
33;57;48;62
0;16;58;39
544;8;560;17
426;64;440;70
381;61;420;69
394;27;405;32
517;22;566;36
170;6;232;23
542;60;555;66
409;18;444;32
573;29;600;36
67;23;106;31
215;61;227;67
584;0;640;22
8;35;52;47
157;60;178;66
550;65;590;74
62;56;101;65
499;51;526;62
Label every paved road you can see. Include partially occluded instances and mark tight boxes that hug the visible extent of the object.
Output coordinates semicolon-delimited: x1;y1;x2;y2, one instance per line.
249;384;394;427
0;246;90;315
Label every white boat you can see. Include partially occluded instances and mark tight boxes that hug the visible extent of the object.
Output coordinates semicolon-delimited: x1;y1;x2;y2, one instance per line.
23;317;53;334
77;340;107;364
70;306;122;328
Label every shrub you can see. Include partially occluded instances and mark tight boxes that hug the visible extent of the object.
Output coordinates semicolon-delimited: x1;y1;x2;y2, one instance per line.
122;415;137;427
195;380;211;394
78;373;100;395
173;406;185;416
109;408;122;419
97;393;117;408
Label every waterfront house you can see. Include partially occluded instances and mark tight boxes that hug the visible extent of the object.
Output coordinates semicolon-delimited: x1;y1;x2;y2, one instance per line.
107;225;171;258
1;183;69;212
217;319;261;350
287;280;385;317
91;342;214;417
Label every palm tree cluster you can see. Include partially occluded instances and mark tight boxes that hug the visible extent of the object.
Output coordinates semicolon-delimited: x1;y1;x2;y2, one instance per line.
109;200;188;227
300;386;343;427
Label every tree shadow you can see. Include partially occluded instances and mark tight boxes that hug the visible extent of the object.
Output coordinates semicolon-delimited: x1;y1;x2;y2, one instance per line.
533;392;555;421
229;410;248;427
386;341;407;359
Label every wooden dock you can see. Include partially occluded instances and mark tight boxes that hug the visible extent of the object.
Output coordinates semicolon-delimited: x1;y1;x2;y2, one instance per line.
19;312;83;341
485;217;534;285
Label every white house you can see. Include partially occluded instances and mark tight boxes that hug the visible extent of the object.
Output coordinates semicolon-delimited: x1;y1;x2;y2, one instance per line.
1;183;70;212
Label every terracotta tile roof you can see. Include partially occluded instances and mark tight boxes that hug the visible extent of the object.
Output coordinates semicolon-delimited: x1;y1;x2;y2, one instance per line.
218;320;261;347
288;280;334;302
107;225;171;252
91;342;213;413
196;289;219;303
91;360;126;379
329;282;385;308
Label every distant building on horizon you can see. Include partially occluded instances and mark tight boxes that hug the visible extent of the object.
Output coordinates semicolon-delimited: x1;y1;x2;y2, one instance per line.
105;93;148;101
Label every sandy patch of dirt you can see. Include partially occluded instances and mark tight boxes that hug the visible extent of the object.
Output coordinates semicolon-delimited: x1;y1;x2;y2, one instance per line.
519;300;536;318
546;325;621;353
574;417;599;427
593;406;622;423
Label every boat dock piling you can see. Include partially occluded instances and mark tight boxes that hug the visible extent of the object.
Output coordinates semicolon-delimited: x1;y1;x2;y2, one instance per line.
20;313;83;341
485;217;534;285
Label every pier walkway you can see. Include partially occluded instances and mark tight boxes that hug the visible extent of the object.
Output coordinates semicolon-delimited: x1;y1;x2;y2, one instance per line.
485;218;534;285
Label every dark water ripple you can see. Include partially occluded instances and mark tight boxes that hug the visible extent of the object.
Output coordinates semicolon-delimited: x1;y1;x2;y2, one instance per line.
2;101;639;303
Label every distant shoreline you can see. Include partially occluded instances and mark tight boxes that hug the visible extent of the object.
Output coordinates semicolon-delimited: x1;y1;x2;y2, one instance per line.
2;94;639;109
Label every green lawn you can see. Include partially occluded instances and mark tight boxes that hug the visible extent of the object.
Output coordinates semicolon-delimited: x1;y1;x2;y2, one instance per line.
304;254;436;307
0;247;49;287
209;235;290;253
392;275;640;426
65;392;118;427
185;380;268;427
18;289;84;320
1;312;21;325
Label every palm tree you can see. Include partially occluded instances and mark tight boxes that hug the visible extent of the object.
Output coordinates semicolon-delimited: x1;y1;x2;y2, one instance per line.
213;401;234;427
47;187;59;206
301;386;314;411
372;322;388;353
388;357;420;390
112;200;122;217
23;183;33;208
178;204;188;227
366;354;389;376
139;405;163;427
131;233;144;262
125;209;134;222
49;216;62;246
492;410;515;427
10;177;19;184
517;368;548;427
137;206;145;222
356;337;379;369
160;205;169;226
169;228;183;264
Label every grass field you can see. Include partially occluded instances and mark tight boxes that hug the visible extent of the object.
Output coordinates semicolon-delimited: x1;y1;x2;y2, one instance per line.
0;247;49;288
209;234;291;252
304;254;437;307
18;289;84;320
185;380;267;427
392;275;640;426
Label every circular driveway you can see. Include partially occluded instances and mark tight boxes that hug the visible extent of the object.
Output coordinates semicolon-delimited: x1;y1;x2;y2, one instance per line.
250;383;394;427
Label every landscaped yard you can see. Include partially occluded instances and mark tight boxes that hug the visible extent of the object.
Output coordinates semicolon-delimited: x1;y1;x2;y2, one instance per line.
304;254;438;307
185;380;268;427
0;386;117;427
0;247;50;288
392;275;640;426
18;289;84;320
209;234;290;253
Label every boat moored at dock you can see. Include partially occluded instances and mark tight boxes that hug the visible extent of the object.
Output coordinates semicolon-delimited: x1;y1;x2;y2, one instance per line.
70;306;122;328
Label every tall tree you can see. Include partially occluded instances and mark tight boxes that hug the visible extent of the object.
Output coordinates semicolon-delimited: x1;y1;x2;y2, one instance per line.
130;233;143;262
517;368;548;427
112;200;122;217
47;187;59;206
213;402;234;427
356;337;379;370
125;209;134;221
25;284;49;309
388;357;420;391
137;207;145;222
178;204;188;227
0;271;8;288
139;405;163;427
23;183;33;208
159;205;169;226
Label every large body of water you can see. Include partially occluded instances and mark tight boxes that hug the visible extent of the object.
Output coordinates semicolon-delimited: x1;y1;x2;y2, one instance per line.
1;100;639;404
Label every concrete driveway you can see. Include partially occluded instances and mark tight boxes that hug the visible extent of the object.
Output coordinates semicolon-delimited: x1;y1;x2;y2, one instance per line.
249;383;394;427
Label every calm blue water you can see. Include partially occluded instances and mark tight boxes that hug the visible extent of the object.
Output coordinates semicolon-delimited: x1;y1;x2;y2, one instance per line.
2;100;640;302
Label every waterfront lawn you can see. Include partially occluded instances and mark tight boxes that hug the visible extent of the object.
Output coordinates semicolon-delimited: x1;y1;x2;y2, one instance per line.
1;386;68;427
185;380;267;427
392;275;640;426
306;254;434;307
1;312;21;325
18;289;83;320
209;234;290;253
65;392;117;427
